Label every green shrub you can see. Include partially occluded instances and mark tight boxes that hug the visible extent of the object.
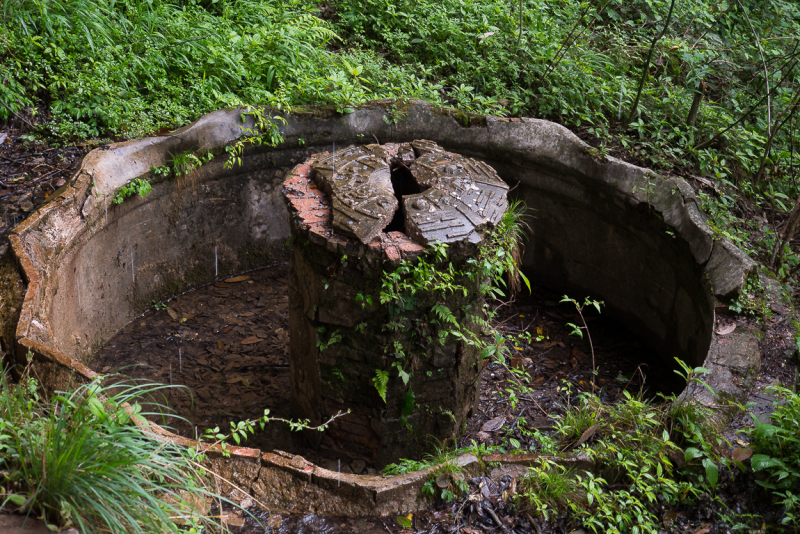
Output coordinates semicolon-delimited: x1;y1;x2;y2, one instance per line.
0;0;444;140
0;366;217;533
748;385;800;526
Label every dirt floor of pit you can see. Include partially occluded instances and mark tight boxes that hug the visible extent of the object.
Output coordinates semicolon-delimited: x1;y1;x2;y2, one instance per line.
90;264;684;473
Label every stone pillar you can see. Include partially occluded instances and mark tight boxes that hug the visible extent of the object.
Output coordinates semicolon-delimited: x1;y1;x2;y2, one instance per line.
283;141;508;466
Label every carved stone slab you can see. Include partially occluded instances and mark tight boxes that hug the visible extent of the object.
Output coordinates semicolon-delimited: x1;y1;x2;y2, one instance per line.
309;140;508;246
404;144;509;245
311;145;398;243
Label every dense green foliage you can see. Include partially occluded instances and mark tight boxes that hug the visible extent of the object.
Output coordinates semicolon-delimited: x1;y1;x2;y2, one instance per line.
0;0;442;139
3;0;800;276
0;367;216;533
334;0;800;271
749;386;800;527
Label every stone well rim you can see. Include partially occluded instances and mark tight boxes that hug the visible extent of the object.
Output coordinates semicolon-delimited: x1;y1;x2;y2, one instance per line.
7;99;763;515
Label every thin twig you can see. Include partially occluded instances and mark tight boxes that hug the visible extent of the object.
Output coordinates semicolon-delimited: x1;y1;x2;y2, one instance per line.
736;0;771;137
695;54;800;150
627;0;678;123
0;100;36;130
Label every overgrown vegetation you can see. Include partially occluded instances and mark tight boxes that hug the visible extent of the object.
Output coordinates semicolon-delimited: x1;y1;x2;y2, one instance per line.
0;0;444;140
367;200;530;405
384;364;800;531
4;0;800;285
3;0;800;529
0;363;217;533
334;0;800;277
748;385;800;528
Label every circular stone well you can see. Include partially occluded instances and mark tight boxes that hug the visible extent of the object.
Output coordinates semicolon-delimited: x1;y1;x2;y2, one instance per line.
4;100;763;517
284;140;509;465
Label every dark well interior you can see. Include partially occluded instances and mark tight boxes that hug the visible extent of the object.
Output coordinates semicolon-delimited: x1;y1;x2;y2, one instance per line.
47;139;712;457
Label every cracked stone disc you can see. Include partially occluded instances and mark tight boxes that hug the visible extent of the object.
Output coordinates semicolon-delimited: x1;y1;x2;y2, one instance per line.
404;150;509;245
310;140;508;246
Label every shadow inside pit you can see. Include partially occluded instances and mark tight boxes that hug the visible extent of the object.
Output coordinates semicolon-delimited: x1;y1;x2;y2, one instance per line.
89;265;685;474
384;164;422;234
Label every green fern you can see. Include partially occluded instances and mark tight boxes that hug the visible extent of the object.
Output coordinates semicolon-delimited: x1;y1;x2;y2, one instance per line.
373;369;389;403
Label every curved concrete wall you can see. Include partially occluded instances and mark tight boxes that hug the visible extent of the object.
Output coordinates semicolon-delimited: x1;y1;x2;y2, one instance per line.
7;99;758;516
13;101;753;372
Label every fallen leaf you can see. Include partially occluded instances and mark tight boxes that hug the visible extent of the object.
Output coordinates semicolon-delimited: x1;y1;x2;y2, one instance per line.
226;376;244;384
575;422;600;447
225;275;250;283
532;340;558;349
563;422;600;452
481;416;505;433
241;336;262;345
222;325;233;334
217;340;225;349
214;282;229;288
477;431;492;441
694;524;712;534
166;307;180;321
396;514;412;529
716;323;736;335
731;447;752;462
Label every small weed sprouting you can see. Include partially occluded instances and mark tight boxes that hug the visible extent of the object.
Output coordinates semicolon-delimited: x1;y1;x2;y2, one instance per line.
728;273;771;321
383;443;468;502
112;178;151;205
315;327;342;351
169;150;213;200
516;458;581;522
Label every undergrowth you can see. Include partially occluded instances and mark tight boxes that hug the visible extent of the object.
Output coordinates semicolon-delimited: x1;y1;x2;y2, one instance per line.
0;363;218;533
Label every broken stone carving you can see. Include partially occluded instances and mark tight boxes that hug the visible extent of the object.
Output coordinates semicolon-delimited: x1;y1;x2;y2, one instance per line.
285;141;510;466
309;140;509;245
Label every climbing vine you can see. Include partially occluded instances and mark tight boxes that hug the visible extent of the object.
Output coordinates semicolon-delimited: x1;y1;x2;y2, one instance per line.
368;200;532;411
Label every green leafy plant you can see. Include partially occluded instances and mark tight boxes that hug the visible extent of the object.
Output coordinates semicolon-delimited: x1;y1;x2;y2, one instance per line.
748;386;800;494
112;178;151;205
316;327;342;351
560;295;603;391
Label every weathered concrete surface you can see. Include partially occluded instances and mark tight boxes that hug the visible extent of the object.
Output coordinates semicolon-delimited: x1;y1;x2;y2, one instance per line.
6;99;765;516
